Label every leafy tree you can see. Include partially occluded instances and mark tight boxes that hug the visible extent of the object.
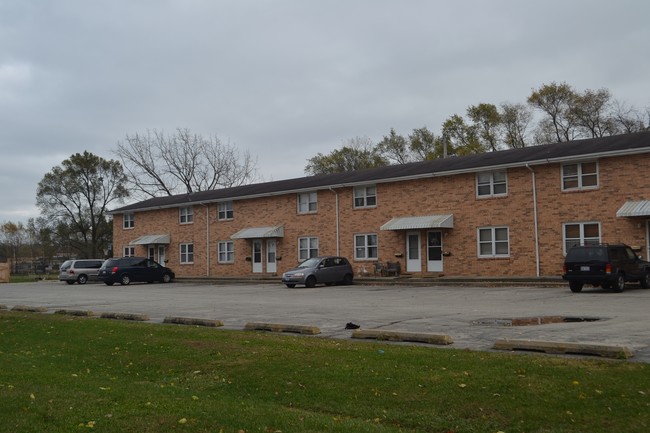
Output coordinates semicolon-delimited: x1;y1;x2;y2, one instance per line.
376;128;412;165
305;136;387;175
500;102;532;148
36;151;128;258
1;221;25;273
115;128;258;199
467;103;502;151
440;114;485;156
408;127;441;160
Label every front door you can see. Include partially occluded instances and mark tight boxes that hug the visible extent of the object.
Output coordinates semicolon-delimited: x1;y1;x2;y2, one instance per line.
252;240;263;273
406;231;422;272
427;231;443;272
158;246;166;265
266;239;277;273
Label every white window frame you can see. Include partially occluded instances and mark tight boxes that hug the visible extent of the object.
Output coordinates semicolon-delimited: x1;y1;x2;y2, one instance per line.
217;241;234;263
123;246;135;257
563;222;601;255
123;213;134;229
298;237;319;261
477;227;510;258
179;206;194;224
180;243;194;264
354;233;378;260
297;192;318;214
353;185;377;208
476;171;507;197
561;162;599;191
218;201;234;221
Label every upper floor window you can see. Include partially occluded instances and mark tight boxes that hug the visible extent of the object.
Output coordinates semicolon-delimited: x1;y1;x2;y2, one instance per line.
298;192;318;214
477;171;507;197
563;222;600;254
354;185;377;208
298;237;319;261
218;201;234;220
354;233;378;260
478;227;509;258
123;213;134;229
562;162;598;191
180;243;194;264
218;241;234;263
179;206;194;224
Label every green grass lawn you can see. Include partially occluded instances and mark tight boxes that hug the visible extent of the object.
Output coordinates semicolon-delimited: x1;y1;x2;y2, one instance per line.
0;311;648;433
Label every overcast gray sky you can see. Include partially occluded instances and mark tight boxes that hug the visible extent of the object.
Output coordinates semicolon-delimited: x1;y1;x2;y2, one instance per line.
1;0;649;224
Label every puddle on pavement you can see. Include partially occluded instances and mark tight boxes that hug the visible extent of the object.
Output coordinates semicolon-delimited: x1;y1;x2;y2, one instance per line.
472;316;603;326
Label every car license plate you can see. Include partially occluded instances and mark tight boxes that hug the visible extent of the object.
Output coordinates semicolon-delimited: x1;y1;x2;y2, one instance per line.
580;266;590;271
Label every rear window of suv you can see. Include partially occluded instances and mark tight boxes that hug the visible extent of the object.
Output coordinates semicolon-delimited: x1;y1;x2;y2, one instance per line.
566;247;608;262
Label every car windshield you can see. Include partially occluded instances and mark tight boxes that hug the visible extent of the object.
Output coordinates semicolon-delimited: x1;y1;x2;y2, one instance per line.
297;258;321;268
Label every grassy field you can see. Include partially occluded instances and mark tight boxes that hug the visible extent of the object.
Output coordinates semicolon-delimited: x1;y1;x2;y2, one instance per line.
0;311;648;433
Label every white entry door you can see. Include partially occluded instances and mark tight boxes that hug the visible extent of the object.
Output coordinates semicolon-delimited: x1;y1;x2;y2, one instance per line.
427;231;443;272
158;246;166;265
406;231;422;272
252;240;263;273
266;239;277;273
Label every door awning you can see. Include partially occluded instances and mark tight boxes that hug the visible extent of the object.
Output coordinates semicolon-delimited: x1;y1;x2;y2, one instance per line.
617;201;650;217
380;215;454;231
130;234;171;245
230;226;284;239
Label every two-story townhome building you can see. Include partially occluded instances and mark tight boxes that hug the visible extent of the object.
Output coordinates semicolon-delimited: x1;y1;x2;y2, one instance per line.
109;131;650;279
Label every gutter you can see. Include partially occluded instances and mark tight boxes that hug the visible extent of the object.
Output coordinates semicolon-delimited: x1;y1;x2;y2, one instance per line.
526;164;540;277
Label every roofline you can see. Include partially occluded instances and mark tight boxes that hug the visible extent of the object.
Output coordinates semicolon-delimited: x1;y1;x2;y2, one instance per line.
108;140;650;215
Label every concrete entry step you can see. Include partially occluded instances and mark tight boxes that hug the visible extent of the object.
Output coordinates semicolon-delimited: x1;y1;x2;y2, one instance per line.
352;329;453;345
493;338;635;359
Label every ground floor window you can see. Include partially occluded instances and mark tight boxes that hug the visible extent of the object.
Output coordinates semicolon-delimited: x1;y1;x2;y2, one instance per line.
123;246;135;257
298;237;319;260
218;241;234;263
180;243;194;264
478;227;509;257
355;233;378;260
563;222;600;254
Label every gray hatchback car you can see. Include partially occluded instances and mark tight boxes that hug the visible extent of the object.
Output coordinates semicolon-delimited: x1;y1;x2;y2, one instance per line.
58;259;105;285
281;256;354;288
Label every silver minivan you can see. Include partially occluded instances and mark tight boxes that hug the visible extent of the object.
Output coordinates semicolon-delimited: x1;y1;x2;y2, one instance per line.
58;259;105;285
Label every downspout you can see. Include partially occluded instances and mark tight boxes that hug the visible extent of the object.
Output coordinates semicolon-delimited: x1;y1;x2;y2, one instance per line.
329;187;340;255
200;203;210;277
526;164;540;277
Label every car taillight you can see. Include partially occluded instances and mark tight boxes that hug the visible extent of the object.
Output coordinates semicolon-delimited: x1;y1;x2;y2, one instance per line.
68;270;75;275
605;263;612;274
562;264;567;274
111;266;119;274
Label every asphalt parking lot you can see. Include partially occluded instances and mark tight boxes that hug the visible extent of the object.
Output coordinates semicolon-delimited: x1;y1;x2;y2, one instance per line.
1;279;649;362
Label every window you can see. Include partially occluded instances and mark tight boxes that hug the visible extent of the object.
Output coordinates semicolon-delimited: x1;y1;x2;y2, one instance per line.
218;241;234;263
123;213;134;229
298;237;319;260
123;246;135;257
477;171;507;197
180;243;194;264
179;206;194;224
355;234;378;260
298;192;318;214
218;201;234;220
478;227;509;257
354;185;377;208
562;162;598;190
563;222;601;254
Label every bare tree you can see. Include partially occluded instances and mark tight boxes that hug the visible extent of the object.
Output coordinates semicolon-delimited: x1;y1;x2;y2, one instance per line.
528;82;579;143
115;128;258;198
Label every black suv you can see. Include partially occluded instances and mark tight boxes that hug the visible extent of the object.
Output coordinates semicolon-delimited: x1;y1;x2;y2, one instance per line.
97;257;175;286
562;244;650;292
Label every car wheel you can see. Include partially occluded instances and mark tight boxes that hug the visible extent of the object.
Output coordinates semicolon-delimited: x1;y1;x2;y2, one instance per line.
612;274;625;292
65;280;75;285
342;273;353;285
120;274;131;286
162;273;172;283
601;282;611;290
285;284;296;288
77;274;88;285
640;272;650;289
569;281;583;293
305;276;316;288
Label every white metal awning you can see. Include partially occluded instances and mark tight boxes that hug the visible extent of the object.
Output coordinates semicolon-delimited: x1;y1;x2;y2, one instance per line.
130;234;171;245
230;226;284;239
380;215;454;231
616;201;650;217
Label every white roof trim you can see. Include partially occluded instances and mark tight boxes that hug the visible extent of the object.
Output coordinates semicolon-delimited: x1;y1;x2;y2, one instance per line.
380;215;454;231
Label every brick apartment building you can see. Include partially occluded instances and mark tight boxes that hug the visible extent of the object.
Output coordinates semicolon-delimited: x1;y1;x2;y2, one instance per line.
109;131;650;279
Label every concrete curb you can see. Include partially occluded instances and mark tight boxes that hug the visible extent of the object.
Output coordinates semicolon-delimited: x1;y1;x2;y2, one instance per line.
100;312;150;321
0;304;7;310
55;309;96;317
493;339;635;359
163;316;224;327
351;329;454;345
11;305;48;313
244;322;321;335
